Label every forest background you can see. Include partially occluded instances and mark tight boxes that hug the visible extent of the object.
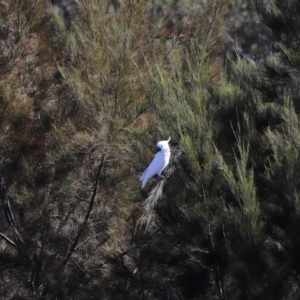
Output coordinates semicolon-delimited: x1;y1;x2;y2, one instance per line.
1;0;300;299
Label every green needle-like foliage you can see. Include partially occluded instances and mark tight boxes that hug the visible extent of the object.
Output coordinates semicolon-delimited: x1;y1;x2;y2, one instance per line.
2;0;300;299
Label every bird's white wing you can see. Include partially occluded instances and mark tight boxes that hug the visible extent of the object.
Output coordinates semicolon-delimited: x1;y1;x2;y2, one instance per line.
140;167;149;182
140;152;165;188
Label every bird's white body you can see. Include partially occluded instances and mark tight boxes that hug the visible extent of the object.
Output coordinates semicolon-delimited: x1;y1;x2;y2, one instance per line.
140;138;171;188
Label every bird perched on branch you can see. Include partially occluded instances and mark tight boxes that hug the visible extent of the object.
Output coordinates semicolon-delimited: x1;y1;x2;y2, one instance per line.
140;137;171;188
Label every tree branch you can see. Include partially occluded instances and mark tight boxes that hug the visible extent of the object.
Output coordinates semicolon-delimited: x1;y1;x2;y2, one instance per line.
0;231;17;247
63;154;107;266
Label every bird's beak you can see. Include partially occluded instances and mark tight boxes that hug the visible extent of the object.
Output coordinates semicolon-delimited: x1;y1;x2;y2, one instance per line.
156;147;161;152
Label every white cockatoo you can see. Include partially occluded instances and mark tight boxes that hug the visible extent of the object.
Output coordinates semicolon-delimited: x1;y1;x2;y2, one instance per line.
140;137;171;188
